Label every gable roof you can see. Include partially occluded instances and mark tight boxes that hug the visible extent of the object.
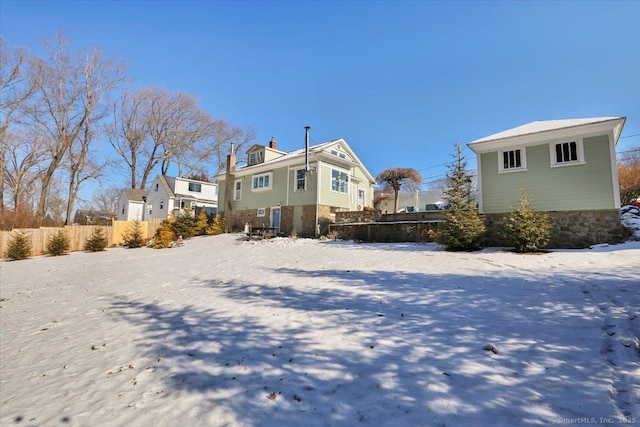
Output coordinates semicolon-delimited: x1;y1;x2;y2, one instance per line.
468;117;626;153
124;188;147;203
157;175;175;198
218;138;376;183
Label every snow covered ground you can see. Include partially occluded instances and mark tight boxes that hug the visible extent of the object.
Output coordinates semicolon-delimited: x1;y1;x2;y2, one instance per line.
1;234;639;427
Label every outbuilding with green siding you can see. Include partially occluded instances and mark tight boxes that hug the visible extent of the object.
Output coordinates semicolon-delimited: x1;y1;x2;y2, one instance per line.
467;117;628;248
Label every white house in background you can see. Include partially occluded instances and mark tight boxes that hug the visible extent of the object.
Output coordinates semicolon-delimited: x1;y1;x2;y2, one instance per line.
145;175;218;219
116;188;147;221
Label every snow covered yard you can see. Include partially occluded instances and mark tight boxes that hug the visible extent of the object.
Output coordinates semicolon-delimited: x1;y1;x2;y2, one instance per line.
1;234;639;427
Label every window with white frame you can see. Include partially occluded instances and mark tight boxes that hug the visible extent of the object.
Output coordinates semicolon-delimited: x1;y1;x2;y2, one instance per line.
551;140;584;166
499;148;526;172
257;208;266;217
248;151;264;166
296;169;306;191
331;169;348;193
330;149;347;159
160;200;164;210
233;180;242;201
188;182;201;192
252;173;272;191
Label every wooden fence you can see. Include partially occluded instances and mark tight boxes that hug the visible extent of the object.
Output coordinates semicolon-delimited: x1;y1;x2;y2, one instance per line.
0;219;164;257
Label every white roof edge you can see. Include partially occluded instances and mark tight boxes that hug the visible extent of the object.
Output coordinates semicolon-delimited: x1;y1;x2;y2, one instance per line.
467;117;626;153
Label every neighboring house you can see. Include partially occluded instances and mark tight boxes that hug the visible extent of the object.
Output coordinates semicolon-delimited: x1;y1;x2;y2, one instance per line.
116;188;147;221
73;209;115;225
217;137;377;237
467;116;628;247
379;189;447;214
115;176;218;221
145;175;218;219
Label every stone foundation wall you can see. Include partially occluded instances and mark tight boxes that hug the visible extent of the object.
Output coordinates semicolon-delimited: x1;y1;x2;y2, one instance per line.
484;209;630;249
329;221;438;243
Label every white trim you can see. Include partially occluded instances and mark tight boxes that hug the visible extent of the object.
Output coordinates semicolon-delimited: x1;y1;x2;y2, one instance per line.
608;130;622;208
476;154;483;213
498;147;527;173
549;138;585;168
467;118;625;154
257;208;266;217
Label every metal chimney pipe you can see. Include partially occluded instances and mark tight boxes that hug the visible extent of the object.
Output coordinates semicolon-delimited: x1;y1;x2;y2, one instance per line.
304;126;310;172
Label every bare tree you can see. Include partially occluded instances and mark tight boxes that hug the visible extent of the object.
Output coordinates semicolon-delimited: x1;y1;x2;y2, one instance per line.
376;167;423;213
28;34;124;221
1;128;46;210
107;86;255;188
92;186;121;213
618;146;640;206
0;38;39;210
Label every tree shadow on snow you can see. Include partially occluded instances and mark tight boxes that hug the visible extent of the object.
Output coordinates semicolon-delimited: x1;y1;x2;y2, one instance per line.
109;263;638;426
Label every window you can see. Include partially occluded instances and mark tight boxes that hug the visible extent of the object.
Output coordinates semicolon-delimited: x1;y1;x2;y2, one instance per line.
296;169;306;191
330;149;346;159
551;140;584;166
160;200;164;210
499;149;526;172
358;189;365;208
252;173;272;191
248;151;264;166
257;208;266;217
155;183;159;191
147;205;152;215
234;180;242;201
188;182;201;192
331;169;348;193
122;205;125;215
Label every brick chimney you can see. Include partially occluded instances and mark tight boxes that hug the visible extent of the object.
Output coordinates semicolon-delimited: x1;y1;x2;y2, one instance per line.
269;137;277;149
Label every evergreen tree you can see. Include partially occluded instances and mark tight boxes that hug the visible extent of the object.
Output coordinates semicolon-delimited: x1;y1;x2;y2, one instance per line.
6;231;32;260
504;190;551;253
172;209;197;239
194;210;209;236
207;214;225;235
149;218;177;249
123;219;145;248
435;144;486;251
47;229;71;256
85;227;108;252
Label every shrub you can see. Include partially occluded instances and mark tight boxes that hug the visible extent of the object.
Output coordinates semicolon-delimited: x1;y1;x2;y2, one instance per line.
207;214;225;235
123;220;145;248
85;227;108;252
194;210;209;236
5;231;32;260
47;229;71;256
172;209;197;239
504;191;551;253
149;219;177;249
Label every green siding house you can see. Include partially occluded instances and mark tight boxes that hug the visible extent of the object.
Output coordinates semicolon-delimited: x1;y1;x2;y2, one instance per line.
216;137;376;237
467;117;628;248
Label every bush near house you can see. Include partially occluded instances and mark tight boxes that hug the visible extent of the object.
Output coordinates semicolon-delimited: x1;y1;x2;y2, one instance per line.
149;219;177;249
123;220;145;248
47;229;71;256
172;209;197;239
207;214;225;235
5;231;32;260
194;210;209;236
504;191;551;253
84;227;108;252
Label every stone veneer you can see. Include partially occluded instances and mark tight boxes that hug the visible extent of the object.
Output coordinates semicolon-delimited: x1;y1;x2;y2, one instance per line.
483;209;630;249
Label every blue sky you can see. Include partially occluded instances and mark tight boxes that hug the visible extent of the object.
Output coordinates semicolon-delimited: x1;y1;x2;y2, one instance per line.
2;0;639;189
